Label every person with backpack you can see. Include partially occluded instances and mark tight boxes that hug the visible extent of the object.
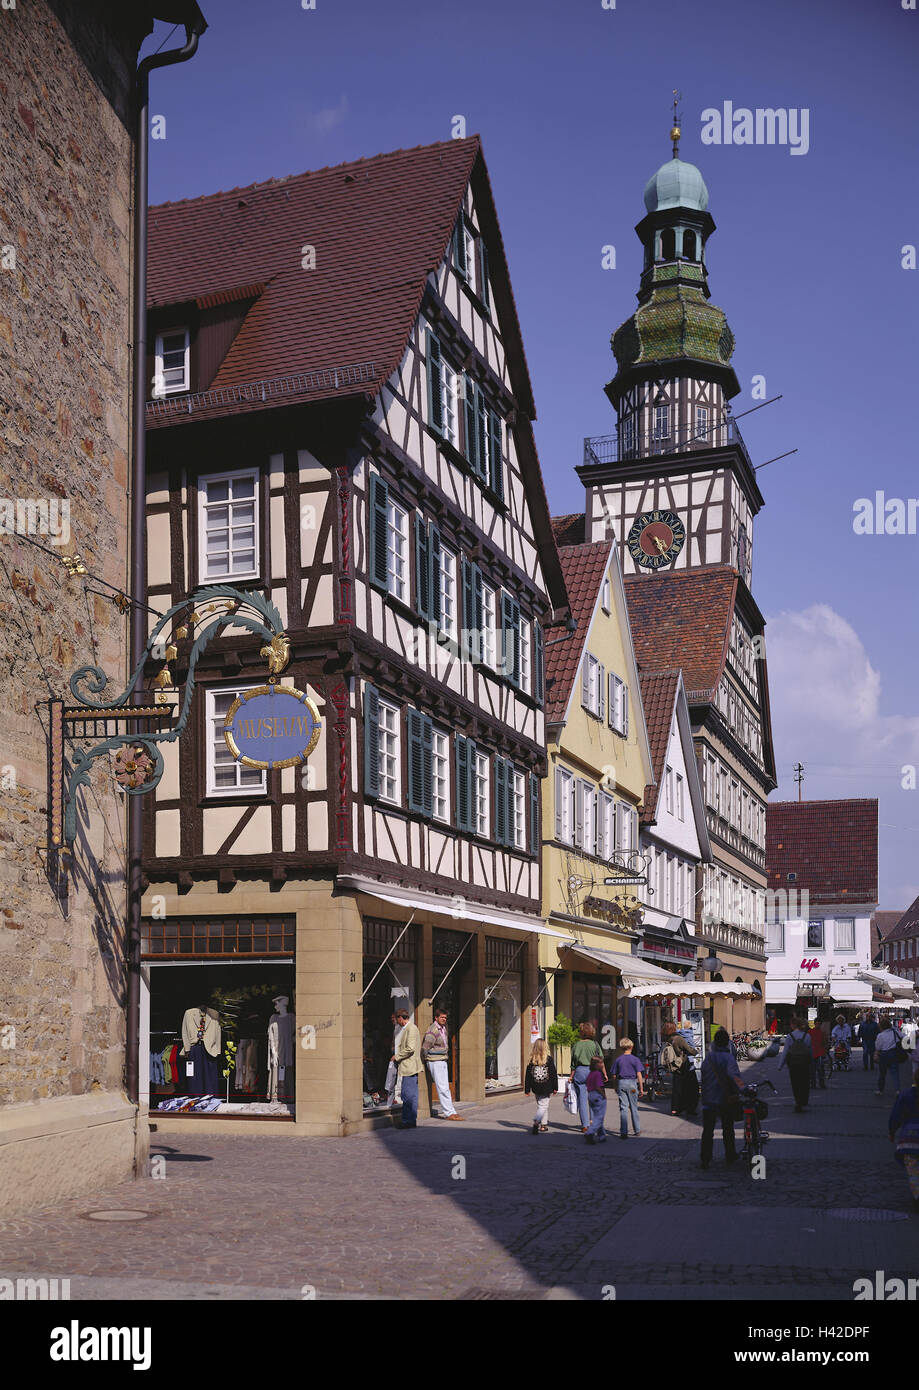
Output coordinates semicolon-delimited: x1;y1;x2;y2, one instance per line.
523;1038;558;1134
779;1016;813;1112
661;1020;697;1117
700;1028;743;1168
888;1065;919;1211
876;1018;904;1096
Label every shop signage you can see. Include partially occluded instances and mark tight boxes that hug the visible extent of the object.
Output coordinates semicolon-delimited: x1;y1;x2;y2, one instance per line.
224;685;321;770
603;875;646;887
800;957;820;972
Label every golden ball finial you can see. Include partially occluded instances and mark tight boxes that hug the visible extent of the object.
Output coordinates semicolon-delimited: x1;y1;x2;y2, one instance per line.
670;125;681;143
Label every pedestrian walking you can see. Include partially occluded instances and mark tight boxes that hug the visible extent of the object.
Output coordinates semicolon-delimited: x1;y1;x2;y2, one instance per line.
421;1008;463;1121
662;1020;698;1116
524;1038;558;1134
859;1011;879;1071
584;1053;608;1143
888;1065;919;1211
808;1018;828;1089
569;1023;600;1131
391;1007;422;1129
611;1037;644;1140
830;1014;852;1069
876;1018;903;1096
700;1028;743;1168
779;1016;812;1112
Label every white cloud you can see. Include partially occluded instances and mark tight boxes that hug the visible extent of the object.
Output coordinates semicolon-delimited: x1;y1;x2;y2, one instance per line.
306;93;349;135
765;603;919;907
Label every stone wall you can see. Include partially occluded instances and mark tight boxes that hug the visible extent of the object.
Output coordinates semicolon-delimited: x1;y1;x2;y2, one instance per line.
0;1;140;1169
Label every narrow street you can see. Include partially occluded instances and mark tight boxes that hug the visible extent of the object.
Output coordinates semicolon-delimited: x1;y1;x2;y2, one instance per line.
1;1058;912;1301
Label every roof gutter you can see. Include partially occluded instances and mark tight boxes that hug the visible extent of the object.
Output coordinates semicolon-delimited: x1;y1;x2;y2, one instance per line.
127;8;207;1109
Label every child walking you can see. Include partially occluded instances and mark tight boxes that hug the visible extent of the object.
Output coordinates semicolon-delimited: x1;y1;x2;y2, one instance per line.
524;1038;558;1134
584;1053;609;1143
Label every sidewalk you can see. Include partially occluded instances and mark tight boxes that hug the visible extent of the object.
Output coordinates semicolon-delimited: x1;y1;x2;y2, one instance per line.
0;1057;912;1300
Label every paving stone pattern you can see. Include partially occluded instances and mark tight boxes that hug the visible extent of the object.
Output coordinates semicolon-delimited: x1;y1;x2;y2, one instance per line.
0;1060;914;1300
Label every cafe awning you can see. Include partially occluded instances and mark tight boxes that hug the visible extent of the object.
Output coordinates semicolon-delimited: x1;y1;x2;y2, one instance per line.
858;969;916;999
336;874;571;938
765;979;800;1005
558;942;683;989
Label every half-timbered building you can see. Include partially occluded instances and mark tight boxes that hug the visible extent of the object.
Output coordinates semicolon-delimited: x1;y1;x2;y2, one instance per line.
140;138;570;1134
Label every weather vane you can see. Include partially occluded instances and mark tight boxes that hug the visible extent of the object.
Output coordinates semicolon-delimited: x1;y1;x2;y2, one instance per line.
671;89;682;158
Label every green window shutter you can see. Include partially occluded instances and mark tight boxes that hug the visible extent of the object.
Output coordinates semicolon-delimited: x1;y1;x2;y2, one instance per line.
368;475;389;591
454;217;467;279
479;239;490;311
529;773;540;855
475;388;488;481
415;513;430;619
428;522;442;627
421;715;433;818
426;329;443;435
463;377;479;473
363;684;380;797
461;557;474;662
488;410;503;498
495;757;508;846
456;735;471;832
533;623;545;705
407;709;424;813
501;593;520;686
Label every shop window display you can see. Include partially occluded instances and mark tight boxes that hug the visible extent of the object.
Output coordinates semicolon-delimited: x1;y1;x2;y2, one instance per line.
147;962;296;1117
362;919;419;1113
484;975;522;1090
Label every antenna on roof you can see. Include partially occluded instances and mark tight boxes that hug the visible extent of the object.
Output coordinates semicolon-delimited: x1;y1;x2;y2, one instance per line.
670;90;682;158
793;762;805;802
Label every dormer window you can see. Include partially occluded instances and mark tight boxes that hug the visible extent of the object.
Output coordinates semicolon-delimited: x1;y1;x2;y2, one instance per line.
154;328;190;396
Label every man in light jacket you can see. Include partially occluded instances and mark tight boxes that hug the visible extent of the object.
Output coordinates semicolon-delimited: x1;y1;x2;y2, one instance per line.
875;1018;902;1097
422;1008;463;1120
392;1008;423;1129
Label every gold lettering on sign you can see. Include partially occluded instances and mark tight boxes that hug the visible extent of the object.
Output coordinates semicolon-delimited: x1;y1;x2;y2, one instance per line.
236;714;314;740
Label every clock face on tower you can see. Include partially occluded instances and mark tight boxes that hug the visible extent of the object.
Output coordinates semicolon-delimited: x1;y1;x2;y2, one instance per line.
627;510;686;569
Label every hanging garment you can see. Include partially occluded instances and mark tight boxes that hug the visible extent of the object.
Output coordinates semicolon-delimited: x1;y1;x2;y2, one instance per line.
181;1007;222;1058
185;1039;221;1096
168;1044;179;1083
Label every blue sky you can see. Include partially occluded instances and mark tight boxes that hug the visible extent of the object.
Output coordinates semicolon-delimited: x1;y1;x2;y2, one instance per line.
143;0;919;907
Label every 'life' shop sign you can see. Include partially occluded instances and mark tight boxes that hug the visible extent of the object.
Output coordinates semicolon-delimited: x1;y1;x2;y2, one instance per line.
223;684;321;771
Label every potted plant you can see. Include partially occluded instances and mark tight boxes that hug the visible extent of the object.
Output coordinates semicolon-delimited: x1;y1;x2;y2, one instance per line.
547;1013;579;1084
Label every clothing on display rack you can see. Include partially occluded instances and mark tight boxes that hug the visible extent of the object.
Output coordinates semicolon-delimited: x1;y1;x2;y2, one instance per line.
267;996;295;1101
180;1007;222;1096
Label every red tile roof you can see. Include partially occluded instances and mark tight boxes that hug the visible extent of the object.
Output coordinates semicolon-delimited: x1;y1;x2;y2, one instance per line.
551;513;586;547
765;799;879;906
544;540;612;724
637;670;682;821
624;566;738;695
147;137;534;425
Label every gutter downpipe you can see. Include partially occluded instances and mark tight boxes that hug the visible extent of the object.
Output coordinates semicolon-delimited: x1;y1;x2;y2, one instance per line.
127;13;206;1107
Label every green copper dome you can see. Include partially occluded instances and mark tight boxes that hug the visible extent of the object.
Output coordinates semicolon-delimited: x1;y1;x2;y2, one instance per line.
612;282;734;376
643;157;709;212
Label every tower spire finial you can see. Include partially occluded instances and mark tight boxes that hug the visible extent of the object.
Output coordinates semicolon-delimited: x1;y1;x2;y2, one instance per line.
670;89;682;158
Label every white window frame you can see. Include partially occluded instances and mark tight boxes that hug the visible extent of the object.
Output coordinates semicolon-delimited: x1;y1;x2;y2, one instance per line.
377;699;401;805
439;545;458;641
206;686;267;797
386;499;409;604
440;359;460;448
600;792;616;859
653;403;670;440
482;584;497;670
462;225;477;293
582;653;603;718
665;765;674;815
474;751;490;838
432;729;450;823
621;415;635;455
765;919;784;953
609;673;627;735
695;404;709;440
154;327;190;396
511;769;526;850
676;773;685;821
518;617;531;695
577;780;597;856
557;767;575;845
198;468;259;583
835;918;856;953
601;575;611;613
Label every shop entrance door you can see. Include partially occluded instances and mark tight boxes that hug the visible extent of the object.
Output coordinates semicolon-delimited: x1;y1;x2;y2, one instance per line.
432;927;473;1099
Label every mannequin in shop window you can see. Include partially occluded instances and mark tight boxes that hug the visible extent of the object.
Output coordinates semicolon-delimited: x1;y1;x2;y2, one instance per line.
180;1006;221;1096
267;995;295;1101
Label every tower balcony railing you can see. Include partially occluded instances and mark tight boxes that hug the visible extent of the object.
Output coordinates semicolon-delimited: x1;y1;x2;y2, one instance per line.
584;414;752;473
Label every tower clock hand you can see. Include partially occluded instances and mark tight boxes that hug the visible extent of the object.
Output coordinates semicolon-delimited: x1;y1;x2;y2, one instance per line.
652;534;668;554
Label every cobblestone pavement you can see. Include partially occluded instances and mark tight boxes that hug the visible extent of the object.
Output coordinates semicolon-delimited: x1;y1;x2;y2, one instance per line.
0;1058;914;1300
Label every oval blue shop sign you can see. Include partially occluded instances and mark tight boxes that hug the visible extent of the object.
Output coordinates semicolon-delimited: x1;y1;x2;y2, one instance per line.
223;684;321;771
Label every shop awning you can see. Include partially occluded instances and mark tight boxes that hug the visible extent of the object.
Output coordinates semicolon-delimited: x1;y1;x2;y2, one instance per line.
626;980;755;1001
558;942;688;988
765;980;800;1005
826;979;874;1005
858;969;917;999
336;875;571;938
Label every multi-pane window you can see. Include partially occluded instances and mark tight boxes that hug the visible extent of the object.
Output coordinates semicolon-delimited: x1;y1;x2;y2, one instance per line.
608;673;628;735
621;416;635;457
556;767;575;845
600;792;616;859
482;585;497;669
676;773;685;821
206;688;266;796
582;653;604;718
432;730;450;823
577;781;597;855
695;405;709;440
519;618;531;695
474;751;490;838
765;920;783;953
653;404;670;440
511;769;526;850
199;470;258;581
835;918;855;952
377;700;401;804
154;328;189;395
386;500;409;603
439;546;457;641
441;359;460;448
